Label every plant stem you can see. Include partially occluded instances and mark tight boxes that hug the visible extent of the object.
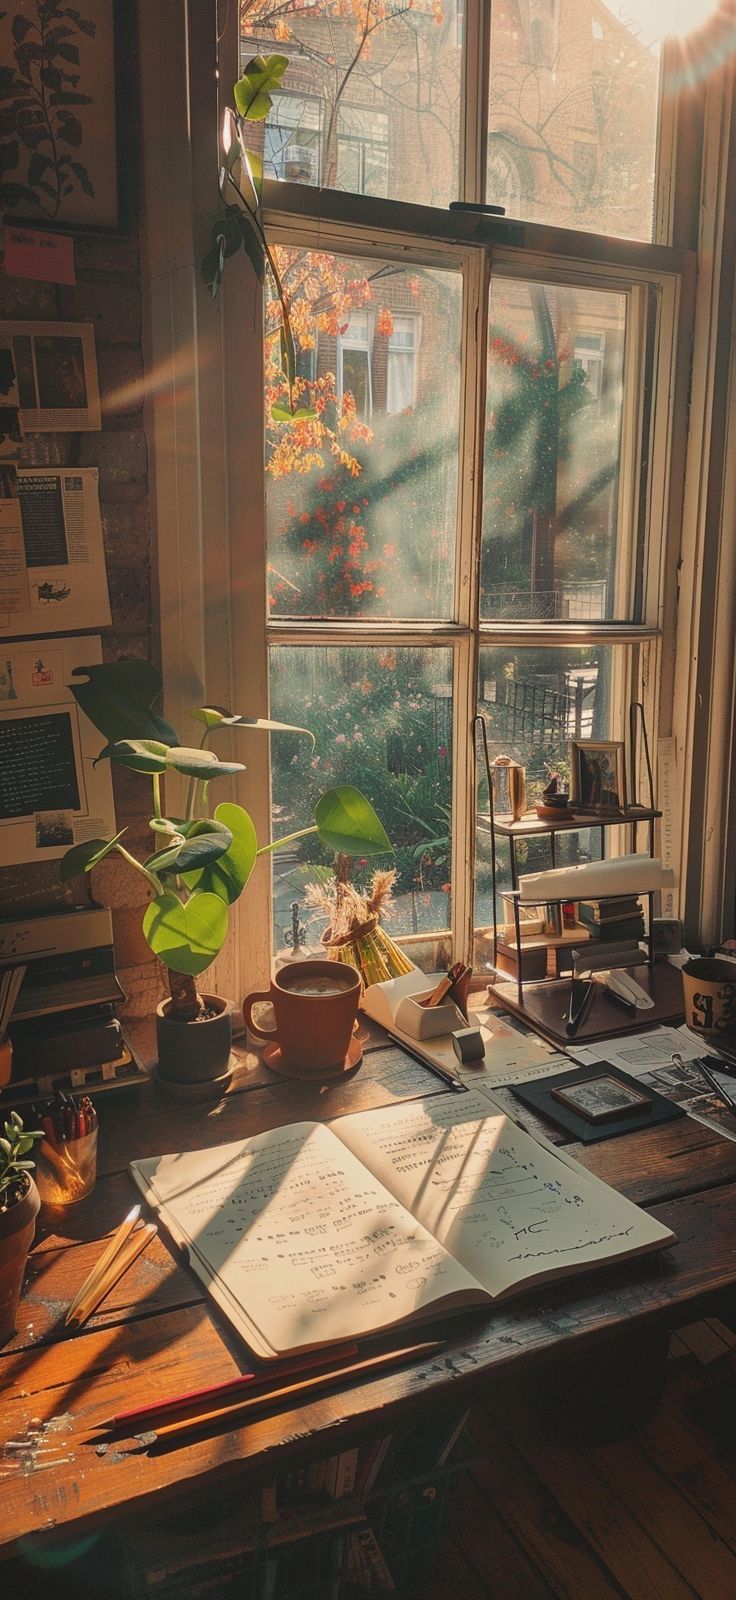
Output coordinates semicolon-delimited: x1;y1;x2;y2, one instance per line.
256;825;317;857
115;844;163;896
152;773;163;821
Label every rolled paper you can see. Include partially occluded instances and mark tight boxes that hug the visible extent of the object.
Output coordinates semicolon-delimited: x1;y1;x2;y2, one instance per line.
518;854;675;904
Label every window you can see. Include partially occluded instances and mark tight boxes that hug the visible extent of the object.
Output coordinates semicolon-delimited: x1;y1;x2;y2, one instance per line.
263;94;322;184
234;0;694;972
337;310;373;420
336;108;389;199
387;316;419;414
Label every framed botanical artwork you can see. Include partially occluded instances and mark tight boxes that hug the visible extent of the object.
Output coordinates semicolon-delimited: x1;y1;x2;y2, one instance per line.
0;0;131;233
569;739;627;815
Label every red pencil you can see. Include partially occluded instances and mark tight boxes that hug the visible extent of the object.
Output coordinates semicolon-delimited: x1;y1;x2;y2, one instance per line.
100;1342;360;1430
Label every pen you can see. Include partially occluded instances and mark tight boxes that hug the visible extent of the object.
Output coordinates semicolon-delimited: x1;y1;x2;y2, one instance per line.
386;1031;468;1092
693;1057;736;1114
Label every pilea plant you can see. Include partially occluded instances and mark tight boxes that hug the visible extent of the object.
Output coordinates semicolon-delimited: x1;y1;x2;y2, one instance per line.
0;1112;42;1213
59;661;391;1022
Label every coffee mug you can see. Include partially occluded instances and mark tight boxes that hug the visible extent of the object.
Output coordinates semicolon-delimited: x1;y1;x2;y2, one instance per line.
681;956;736;1036
243;959;361;1071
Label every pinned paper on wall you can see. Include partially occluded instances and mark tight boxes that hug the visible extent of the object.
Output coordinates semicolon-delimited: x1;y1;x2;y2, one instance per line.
0;635;115;866
0;320;100;433
0;466;110;637
3;227;76;286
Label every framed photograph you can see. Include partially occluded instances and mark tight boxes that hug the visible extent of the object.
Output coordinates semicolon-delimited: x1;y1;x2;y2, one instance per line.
0;0;132;233
569;739;626;814
550;1074;650;1124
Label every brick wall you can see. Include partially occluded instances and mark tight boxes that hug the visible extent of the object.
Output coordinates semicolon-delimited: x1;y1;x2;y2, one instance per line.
0;220;159;1026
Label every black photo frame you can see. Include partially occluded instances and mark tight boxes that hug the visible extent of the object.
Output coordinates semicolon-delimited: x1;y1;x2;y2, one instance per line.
513;1061;686;1143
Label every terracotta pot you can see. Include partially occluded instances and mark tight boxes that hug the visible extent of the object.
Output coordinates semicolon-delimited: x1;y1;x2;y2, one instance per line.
0;1175;40;1348
155;995;233;1088
243;958;361;1073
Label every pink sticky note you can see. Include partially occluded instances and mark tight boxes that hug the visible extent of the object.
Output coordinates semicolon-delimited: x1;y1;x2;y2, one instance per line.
3;225;76;286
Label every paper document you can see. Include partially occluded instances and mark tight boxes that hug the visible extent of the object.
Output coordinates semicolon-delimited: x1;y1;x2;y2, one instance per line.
0;635;115;864
568;1025;736;1144
0;321;100;432
0;467;110;636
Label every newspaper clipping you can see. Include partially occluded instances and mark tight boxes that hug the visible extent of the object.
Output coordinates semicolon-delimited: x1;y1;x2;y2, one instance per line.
0;466;110;637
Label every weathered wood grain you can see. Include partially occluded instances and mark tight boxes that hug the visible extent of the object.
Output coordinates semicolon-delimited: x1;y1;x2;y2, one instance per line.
3;1182;736;1555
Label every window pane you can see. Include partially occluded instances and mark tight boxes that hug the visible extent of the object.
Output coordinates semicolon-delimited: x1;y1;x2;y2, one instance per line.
473;643;626;972
240;1;461;208
265;250;461;620
481;277;627;622
270;647;453;961
487;0;661;241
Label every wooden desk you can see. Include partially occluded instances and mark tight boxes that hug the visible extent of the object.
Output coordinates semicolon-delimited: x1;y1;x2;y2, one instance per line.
3;1021;736;1561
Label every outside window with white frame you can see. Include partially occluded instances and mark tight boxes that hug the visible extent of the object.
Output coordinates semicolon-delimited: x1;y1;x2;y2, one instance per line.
387;316;419;414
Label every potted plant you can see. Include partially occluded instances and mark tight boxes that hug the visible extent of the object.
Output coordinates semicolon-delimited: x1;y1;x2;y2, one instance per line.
0;1112;42;1347
60;661;391;1096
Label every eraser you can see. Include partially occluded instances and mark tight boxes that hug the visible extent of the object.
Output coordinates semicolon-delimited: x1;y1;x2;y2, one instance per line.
451;1027;485;1064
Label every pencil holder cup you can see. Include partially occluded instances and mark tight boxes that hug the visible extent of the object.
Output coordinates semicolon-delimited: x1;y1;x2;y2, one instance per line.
35;1129;98;1208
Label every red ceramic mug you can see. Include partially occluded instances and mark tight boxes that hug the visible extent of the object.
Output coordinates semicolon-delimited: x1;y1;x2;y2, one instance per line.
243;959;361;1072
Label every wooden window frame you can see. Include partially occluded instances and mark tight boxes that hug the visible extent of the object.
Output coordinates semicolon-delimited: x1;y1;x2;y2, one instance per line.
141;1;736;999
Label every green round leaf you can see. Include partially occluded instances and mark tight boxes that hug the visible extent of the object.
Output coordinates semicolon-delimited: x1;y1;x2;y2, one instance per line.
314;787;392;857
69;661;179;747
59;830;127;882
145;822;233;876
183;803;257;904
188;707;315;747
149;816;189;836
233;54;288;121
142;891;229;976
96;738;170;773
164;746;246;780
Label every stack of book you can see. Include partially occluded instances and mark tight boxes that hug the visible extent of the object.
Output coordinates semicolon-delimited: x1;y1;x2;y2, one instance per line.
578;896;645;942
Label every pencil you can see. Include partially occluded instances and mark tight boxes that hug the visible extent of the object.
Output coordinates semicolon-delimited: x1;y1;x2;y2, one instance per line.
100;1342;362;1430
694;1058;736;1114
69;1223;156;1328
65;1205;141;1325
146;1340;445;1445
386;1031;467;1092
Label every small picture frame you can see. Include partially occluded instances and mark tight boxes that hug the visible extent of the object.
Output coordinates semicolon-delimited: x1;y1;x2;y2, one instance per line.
550;1074;650;1124
569;739;626;814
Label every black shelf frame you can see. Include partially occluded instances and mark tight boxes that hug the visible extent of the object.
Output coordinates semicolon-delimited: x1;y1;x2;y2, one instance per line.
474;709;663;1012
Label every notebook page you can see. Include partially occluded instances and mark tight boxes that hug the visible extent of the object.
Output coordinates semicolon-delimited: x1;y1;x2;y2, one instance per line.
334;1090;673;1301
131;1121;483;1355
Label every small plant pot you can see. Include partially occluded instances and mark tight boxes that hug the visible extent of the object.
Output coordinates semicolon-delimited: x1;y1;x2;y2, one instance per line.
155;994;233;1090
0;1175;40;1348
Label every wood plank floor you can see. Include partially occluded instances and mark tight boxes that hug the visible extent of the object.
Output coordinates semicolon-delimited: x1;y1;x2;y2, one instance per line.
6;1324;736;1598
427;1323;736;1600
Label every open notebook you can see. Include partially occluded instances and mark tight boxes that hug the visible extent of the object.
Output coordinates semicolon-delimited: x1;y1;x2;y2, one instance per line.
130;1089;675;1360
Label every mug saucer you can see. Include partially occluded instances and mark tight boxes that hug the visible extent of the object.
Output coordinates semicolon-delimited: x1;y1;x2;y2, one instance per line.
263;1035;363;1082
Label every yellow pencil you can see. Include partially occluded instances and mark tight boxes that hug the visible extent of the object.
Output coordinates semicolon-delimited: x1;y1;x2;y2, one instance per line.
69;1223;157;1328
65;1204;141;1325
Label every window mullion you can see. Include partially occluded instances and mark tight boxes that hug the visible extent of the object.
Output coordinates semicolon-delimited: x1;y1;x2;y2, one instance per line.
460;0;491;205
450;247;489;957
